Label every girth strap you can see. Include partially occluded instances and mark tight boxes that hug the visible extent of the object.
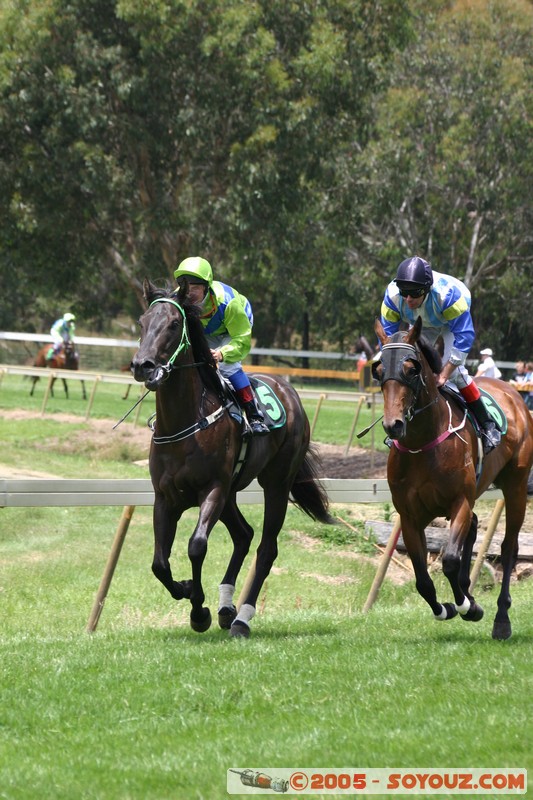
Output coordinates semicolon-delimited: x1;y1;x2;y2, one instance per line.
151;405;227;445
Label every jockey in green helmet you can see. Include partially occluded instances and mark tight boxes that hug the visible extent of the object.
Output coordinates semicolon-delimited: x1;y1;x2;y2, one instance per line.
174;256;269;436
48;312;76;360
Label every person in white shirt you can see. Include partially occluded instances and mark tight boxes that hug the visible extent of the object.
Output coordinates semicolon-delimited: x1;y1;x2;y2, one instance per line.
475;348;502;379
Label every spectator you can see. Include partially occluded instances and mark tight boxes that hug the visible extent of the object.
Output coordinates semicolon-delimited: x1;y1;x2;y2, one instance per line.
475;348;502;379
524;361;533;411
511;361;527;384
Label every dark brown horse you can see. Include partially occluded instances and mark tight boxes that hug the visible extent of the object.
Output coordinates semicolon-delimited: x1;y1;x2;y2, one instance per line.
30;341;87;399
374;317;533;640
131;279;333;637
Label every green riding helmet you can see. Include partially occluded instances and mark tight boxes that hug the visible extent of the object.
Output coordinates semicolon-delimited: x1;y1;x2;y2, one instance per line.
174;257;213;286
64;313;76;322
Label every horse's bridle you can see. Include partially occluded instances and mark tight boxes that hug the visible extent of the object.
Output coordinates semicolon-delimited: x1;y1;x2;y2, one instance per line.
146;297;229;445
373;339;468;452
146;298;193;380
373;341;433;422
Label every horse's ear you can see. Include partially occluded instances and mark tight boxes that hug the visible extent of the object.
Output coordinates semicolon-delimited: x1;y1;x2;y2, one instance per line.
406;316;423;345
374;318;388;346
143;277;157;304
176;278;188;304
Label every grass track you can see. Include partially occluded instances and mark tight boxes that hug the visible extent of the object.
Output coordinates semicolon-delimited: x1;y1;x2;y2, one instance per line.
1;381;532;799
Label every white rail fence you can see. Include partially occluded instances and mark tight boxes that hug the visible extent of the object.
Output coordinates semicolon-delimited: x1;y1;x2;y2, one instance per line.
0;477;505;633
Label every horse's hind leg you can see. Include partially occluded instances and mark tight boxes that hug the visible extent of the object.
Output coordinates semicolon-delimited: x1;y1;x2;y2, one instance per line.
62;378;69;398
230;484;290;638
456;513;484;623
493;483;528;640
217;496;254;629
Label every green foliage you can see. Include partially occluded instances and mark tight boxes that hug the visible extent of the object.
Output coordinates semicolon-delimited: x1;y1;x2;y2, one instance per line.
0;0;531;361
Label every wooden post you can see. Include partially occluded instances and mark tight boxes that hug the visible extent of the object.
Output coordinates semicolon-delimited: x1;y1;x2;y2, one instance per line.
344;396;365;455
363;516;402;613
310;393;326;438
40;372;55;415
469;498;505;591
85;374;100;420
236;553;257;611
86;504;136;632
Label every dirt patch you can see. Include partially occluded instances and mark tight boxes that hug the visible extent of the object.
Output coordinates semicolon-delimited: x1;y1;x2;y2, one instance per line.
0;408;384;479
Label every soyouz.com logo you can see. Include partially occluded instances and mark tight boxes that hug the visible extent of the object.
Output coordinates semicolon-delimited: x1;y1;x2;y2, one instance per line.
227;768;527;794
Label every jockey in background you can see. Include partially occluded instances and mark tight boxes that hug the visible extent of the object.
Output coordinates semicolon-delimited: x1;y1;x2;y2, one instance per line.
174;256;269;436
380;256;501;454
47;312;76;360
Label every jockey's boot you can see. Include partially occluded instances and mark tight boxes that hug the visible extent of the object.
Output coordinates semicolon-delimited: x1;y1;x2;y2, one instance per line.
467;397;501;454
242;399;269;436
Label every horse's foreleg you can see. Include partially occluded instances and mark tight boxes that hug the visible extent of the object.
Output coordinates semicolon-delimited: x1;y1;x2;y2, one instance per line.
188;486;228;633
443;502;484;622
151;496;189;601
81;379;87;400
402;522;458;621
217;496;254;629
62;378;69;398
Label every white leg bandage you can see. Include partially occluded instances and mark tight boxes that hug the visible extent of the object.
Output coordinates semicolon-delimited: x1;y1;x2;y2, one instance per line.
218;583;235;608
233;603;256;625
456;597;471;615
434;605;448;620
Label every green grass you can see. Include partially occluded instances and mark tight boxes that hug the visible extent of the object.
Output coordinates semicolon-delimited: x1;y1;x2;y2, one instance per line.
1;502;533;800
1;381;532;799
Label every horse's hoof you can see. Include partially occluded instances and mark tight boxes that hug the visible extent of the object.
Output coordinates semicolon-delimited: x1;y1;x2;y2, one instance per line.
190;607;212;633
492;621;512;640
461;602;484;622
229;620;250;639
218;605;237;629
171;579;192;600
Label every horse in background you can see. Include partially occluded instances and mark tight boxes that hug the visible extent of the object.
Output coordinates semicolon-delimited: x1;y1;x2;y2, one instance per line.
373;316;533;640
30;341;87;399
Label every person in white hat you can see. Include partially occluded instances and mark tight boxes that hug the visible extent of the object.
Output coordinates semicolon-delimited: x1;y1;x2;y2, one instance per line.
475;348;502;379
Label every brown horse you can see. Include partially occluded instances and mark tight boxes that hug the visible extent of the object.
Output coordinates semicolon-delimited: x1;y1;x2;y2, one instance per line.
30;341;87;399
131;278;333;638
374;317;533;640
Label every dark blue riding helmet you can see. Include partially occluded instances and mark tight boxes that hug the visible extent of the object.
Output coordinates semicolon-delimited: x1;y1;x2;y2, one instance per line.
395;256;433;292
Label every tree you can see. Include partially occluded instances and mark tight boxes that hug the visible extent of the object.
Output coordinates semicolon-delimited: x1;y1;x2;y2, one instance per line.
334;0;533;357
0;0;411;345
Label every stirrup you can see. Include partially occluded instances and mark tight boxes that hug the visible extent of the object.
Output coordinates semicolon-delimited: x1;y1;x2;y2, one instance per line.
481;424;501;455
248;416;269;436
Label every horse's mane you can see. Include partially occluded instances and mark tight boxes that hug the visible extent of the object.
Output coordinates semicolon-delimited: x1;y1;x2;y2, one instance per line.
418;335;443;375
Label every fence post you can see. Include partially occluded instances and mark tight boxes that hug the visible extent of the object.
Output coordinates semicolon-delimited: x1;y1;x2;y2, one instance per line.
310;393;326;438
87;504;136;632
469;498;505;591
344;395;365;455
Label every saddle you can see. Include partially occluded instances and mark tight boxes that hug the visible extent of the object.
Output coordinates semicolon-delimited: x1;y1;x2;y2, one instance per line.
217;374;287;433
440;383;507;435
439;383;506;465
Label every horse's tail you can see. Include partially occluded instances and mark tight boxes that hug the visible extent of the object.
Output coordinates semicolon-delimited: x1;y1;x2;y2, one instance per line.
290;444;336;525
